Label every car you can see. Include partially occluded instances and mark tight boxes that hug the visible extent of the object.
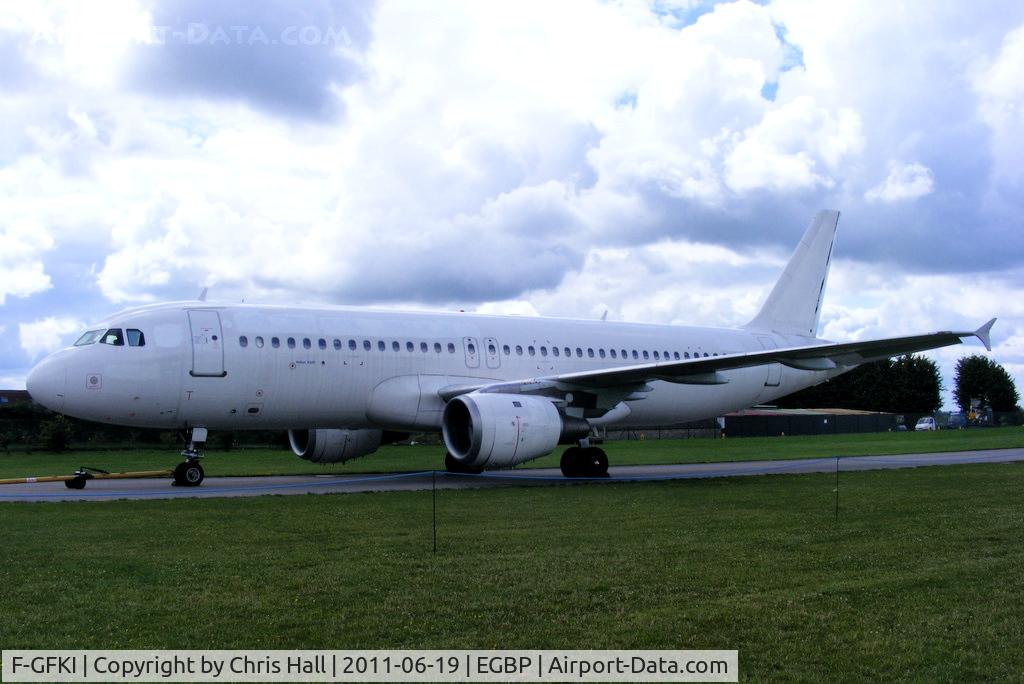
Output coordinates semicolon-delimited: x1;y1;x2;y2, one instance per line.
915;417;938;431
947;413;968;429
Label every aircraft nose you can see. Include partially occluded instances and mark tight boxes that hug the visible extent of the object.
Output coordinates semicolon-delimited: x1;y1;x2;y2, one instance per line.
26;356;67;413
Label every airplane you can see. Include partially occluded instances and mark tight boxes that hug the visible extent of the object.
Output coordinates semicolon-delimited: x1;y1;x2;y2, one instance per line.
25;210;995;486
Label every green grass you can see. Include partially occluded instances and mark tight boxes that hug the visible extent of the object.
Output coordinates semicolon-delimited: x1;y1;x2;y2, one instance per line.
1;426;1022;480
1;462;1023;681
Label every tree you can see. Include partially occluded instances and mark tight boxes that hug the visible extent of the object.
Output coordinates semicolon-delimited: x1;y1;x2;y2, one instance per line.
953;355;1019;412
777;354;943;413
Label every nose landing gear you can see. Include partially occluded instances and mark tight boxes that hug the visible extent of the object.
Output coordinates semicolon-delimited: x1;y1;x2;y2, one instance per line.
173;427;207;487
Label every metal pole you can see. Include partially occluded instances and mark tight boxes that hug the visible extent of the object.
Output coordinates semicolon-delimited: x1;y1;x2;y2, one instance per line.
432;470;437;554
834;455;840;521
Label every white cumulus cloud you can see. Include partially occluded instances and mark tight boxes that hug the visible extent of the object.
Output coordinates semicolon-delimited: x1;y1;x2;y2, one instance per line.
865;162;935;202
18;316;83;359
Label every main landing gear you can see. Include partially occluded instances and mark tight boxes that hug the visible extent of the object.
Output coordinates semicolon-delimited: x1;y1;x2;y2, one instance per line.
560;442;609;478
173;427;207;487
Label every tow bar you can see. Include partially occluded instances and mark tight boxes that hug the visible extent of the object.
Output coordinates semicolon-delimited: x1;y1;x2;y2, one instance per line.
0;467;174;490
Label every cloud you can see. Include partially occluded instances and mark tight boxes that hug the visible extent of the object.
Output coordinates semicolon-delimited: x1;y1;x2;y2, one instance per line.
124;0;374;120
0;0;1022;401
18;316;83;359
0;221;54;304
865;162;935;202
724;96;863;192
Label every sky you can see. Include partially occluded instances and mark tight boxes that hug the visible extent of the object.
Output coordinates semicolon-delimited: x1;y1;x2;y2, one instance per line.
1;0;1022;409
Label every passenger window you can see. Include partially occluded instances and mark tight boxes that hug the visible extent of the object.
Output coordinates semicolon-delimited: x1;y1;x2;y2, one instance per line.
515;345;523;356
363;340;371;351
255;336;264;348
287;337;296;349
540;346;548;357
101;329;124;346
684;351;690;359
528;346;535;356
643;351;649;360
239;336;248;348
488;343;497;355
587;348;595;358
378;341;386;351
303;338;311;350
503;344;511;355
610;349;617;359
674;352;680;360
126;329;146;347
631;350;638;359
333;339;342;350
319;339;327;350
392;341;400;352
407;341;415;352
575;347;583;357
653;351;660;360
467;343;476;354
421;342;428;353
704;352;710;358
447;343;455;353
664;350;670;359
552;346;560;357
272;337;280;348
621;349;627;358
599;349;606;358
435;342;442;353
74;329;105;346
349;339;357;350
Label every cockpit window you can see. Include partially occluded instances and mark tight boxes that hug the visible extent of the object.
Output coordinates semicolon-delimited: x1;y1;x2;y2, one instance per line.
100;329;124;346
126;329;146;347
74;329;105;346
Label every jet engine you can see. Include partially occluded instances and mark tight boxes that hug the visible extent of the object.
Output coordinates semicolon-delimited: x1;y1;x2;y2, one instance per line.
288;428;382;464
442;393;590;469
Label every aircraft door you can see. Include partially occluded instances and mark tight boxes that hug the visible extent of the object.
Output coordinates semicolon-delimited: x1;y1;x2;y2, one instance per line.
463;337;480;368
188;310;226;377
757;335;781;387
483;336;500;369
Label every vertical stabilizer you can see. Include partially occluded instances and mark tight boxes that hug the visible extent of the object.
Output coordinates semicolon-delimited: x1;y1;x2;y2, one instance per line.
745;210;839;338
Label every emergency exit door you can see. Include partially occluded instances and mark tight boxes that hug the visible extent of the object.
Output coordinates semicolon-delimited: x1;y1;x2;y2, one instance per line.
188;310;226;377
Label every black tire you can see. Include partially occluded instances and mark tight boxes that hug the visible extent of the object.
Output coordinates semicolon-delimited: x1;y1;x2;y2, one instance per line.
65;477;87;490
173;461;204;487
560;446;581;478
444;452;483;475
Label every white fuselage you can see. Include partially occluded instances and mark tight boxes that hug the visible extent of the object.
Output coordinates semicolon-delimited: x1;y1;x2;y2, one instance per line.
27;302;838;432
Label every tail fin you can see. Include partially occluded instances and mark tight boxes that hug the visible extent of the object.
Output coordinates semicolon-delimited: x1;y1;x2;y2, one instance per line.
745;210;839;337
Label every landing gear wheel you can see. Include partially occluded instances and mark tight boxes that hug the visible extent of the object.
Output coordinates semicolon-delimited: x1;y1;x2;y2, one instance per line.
173;461;205;487
587;447;609;477
560;446;609;478
560;446;581;477
64;476;87;490
444;452;483;475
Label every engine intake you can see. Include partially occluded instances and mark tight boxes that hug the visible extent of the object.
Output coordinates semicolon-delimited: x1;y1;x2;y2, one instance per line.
442;393;589;469
288;428;382;464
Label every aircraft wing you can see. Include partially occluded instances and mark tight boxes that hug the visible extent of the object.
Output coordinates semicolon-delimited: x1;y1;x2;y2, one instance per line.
438;319;995;401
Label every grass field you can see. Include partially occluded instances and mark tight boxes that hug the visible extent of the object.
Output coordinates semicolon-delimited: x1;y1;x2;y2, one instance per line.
1;426;1022;480
1;461;1022;681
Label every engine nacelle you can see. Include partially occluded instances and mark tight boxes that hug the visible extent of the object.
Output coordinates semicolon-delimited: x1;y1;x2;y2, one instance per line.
442;393;589;469
288;428;382;464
